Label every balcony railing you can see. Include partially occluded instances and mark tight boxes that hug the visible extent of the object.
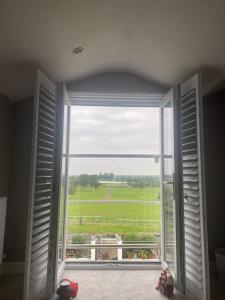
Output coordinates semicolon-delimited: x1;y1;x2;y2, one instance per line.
64;235;161;262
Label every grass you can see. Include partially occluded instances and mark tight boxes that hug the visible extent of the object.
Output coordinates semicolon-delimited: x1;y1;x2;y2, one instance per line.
111;187;159;200
66;186;161;235
68;186;106;200
67;202;160;221
67;223;160;235
68;186;160;201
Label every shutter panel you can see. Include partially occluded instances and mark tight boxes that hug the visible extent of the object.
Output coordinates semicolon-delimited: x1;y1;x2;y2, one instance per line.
24;70;57;300
180;73;210;300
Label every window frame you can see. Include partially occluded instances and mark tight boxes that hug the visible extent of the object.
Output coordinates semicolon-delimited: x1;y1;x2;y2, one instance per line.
61;94;165;269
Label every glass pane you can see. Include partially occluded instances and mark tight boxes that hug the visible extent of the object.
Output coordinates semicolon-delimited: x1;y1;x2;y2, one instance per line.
69;106;160;155
65;104;161;261
164;179;175;264
58;157;66;264
66;157;160;261
58;105;68;263
163;101;176;271
163;105;173;156
63;106;68;154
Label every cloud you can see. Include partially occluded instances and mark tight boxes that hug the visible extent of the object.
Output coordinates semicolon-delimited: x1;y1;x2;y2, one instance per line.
69;106;160;155
64;105;169;175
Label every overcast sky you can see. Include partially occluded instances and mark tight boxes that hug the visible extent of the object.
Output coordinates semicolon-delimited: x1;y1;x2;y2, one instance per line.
65;106;165;176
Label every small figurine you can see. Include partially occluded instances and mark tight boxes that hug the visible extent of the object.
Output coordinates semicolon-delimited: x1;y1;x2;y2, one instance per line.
155;269;174;298
57;278;78;299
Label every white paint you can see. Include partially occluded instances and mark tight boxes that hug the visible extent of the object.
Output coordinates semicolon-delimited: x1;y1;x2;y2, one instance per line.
117;238;123;261
0;197;7;264
91;237;96;261
1;1;225;101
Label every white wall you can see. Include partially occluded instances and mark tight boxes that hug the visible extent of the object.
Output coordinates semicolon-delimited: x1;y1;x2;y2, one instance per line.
67;71;167;94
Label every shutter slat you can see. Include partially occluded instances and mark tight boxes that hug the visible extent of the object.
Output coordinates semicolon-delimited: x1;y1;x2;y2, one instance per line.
32;222;49;236
181;111;196;123
31;251;48;268
39;122;54;135
40;90;55;105
39;115;55;129
31;243;49;261
40;85;56;102
32;229;50;244
39;100;55;115
180;73;209;300
39;108;55;123
186;264;202;282
39;130;54;143
186;248;202;264
182;126;196;137
32;236;49;252
34;202;51;211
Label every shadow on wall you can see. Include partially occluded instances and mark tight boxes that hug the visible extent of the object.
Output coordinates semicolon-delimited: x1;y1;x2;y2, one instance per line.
203;87;225;263
3;97;33;262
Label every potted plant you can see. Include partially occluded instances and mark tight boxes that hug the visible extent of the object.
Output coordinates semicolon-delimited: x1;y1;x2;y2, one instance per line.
127;250;133;259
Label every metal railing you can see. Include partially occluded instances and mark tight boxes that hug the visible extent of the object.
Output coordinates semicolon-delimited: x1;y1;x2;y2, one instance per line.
66;243;158;249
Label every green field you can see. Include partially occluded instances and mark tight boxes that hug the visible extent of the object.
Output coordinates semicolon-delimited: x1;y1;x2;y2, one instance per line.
66;186;161;236
68;186;160;201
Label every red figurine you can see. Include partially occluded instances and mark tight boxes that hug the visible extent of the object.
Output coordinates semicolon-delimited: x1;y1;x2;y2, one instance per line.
155;269;174;298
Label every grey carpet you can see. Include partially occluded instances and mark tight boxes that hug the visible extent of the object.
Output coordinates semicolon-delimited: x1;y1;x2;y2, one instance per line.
56;270;192;300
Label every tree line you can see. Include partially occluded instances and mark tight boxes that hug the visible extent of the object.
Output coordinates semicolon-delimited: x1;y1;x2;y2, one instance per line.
68;173;160;194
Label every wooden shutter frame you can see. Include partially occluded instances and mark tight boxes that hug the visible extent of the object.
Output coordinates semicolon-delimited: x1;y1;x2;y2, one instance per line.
180;73;210;300
49;83;65;292
24;70;57;300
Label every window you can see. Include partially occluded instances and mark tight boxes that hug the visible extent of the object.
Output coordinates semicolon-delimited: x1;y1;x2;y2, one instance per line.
63;104;161;262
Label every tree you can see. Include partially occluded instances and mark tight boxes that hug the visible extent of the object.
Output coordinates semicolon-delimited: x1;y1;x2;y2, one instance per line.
80;174;89;187
69;176;79;194
89;175;99;189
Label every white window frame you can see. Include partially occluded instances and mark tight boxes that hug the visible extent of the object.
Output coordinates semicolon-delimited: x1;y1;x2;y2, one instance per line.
60;92;165;270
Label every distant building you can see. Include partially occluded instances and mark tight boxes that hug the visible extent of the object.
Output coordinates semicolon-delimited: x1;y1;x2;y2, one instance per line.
98;180;128;187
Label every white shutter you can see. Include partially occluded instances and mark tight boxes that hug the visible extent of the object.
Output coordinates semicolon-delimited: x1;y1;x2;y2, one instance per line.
24;70;57;300
180;73;210;300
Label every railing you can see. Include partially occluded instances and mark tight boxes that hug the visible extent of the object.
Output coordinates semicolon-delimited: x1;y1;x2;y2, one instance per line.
67;243;158;249
65;241;160;261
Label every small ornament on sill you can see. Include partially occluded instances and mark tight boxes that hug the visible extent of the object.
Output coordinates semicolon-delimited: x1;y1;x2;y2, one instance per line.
57;278;78;299
156;269;174;298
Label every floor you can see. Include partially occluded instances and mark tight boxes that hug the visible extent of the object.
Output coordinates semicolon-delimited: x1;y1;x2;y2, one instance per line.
55;270;192;300
0;274;24;300
210;275;225;300
0;271;224;299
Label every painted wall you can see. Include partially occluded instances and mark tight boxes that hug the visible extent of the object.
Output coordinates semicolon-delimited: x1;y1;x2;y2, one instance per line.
4;97;33;262
0;94;13;197
203;88;225;261
67;71;167;94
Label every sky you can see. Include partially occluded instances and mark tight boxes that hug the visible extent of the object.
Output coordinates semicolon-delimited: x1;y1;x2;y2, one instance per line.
64;105;167;176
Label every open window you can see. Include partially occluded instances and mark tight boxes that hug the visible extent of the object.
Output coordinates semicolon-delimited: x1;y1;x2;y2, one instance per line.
23;70;210;300
60;95;163;266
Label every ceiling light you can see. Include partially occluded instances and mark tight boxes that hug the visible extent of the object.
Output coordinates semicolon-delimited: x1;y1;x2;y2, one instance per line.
73;47;84;55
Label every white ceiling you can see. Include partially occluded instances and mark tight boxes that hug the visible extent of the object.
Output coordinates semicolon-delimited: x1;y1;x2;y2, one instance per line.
1;0;225;101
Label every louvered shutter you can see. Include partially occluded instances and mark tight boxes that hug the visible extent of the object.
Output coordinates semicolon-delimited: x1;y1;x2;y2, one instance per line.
24;70;57;300
180;73;210;300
